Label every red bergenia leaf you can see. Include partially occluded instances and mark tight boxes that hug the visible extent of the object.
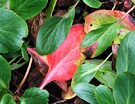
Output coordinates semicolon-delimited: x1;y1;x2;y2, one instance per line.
27;48;68;92
40;24;86;89
84;10;135;44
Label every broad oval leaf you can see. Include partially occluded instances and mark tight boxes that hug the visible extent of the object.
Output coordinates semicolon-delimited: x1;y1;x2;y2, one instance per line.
39;24;86;89
84;10;135;44
0;55;11;91
74;83;98;104
0;0;7;8
85;59;117;88
0;9;28;53
19;87;49;104
116;31;135;74
36;8;75;55
71;64;97;91
1;94;16;104
81;22;120;58
113;72;135;104
9;0;48;20
95;85;115;104
83;0;102;8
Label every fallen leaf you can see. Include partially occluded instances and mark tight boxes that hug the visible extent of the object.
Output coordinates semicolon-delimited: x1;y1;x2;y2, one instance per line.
61;86;76;99
27;48;67;92
39;24;86;89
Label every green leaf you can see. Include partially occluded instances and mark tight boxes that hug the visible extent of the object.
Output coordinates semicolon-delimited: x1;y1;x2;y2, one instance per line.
0;55;11;91
81;22;120;58
83;0;102;8
36;8;75;55
131;0;135;4
21;41;28;60
1;94;15;104
19;87;49;104
10;61;28;70
116;31;135;74
0;0;7;8
0;9;28;53
1;50;21;58
85;59;117;88
74;83;98;104
71;64;97;91
9;0;48;20
95;85;115;104
113;72;135;104
0;89;8;100
44;0;57;21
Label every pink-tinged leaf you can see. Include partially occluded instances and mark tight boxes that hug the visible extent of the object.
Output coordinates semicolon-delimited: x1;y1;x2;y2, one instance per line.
84;10;135;44
40;24;86;89
27;48;67;92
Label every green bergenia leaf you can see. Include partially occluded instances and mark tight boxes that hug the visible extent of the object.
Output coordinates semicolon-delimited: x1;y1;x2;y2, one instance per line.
116;31;135;74
113;72;135;104
83;0;102;8
1;94;16;104
81;22;120;58
36;7;75;55
19;87;49;104
0;9;28;53
9;0;48;20
95;85;115;104
74;83;98;104
0;0;8;8
0;55;11;91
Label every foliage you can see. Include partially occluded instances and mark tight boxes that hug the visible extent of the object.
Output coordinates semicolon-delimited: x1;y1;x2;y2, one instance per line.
0;0;135;103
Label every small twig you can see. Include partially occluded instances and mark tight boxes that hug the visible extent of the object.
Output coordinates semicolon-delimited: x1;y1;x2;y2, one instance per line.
112;1;117;10
16;57;33;93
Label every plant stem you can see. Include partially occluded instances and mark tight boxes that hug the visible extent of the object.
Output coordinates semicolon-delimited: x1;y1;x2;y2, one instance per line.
16;57;33;93
119;5;135;22
112;1;117;10
9;58;17;64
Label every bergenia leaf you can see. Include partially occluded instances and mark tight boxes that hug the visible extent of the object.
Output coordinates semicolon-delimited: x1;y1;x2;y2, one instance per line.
116;31;135;75
0;0;8;8
0;55;11;91
113;72;135;104
0;9;28;53
9;0;48;20
1;94;16;104
84;10;135;43
36;7;75;55
83;0;102;8
19;87;49;104
40;24;86;89
81;22;120;58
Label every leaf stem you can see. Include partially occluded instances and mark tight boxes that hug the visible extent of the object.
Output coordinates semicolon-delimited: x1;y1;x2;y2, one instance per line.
112;1;117;10
96;52;113;69
119;5;135;22
15;57;33;93
9;58;17;65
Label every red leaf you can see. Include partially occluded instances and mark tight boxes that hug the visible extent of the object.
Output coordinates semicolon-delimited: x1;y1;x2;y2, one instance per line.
39;24;86;89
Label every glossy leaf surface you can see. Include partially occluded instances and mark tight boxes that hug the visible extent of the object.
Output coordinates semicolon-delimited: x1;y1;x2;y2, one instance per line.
116;31;135;74
0;9;28;53
1;94;16;104
74;83;98;104
83;0;102;8
113;72;135;104
71;64;97;91
0;55;11;91
40;24;86;89
19;87;49;104
84;10;135;44
36;7;75;55
85;59;117;88
0;0;7;8
9;0;48;20
81;23;120;58
95;85;115;104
